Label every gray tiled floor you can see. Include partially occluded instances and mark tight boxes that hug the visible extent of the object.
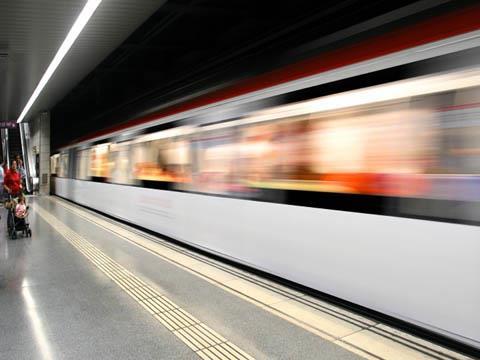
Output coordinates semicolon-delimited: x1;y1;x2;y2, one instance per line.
0;204;197;360
0;197;362;359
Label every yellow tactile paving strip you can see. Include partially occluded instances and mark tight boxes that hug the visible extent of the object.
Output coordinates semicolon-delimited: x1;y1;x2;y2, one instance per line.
46;197;475;360
34;203;254;360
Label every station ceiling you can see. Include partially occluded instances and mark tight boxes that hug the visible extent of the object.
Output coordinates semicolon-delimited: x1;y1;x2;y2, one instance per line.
0;0;165;123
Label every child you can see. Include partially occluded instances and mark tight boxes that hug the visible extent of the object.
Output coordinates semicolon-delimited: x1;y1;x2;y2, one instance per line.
15;194;27;218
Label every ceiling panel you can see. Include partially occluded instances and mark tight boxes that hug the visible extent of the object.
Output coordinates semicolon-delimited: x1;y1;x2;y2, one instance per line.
0;0;165;122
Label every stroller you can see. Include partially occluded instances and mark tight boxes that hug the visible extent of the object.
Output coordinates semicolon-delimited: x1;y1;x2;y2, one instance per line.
5;194;32;239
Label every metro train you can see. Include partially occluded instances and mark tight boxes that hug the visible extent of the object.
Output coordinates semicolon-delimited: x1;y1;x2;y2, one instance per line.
52;8;480;351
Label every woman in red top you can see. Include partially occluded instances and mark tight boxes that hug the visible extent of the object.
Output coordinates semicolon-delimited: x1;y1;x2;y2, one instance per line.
4;160;22;196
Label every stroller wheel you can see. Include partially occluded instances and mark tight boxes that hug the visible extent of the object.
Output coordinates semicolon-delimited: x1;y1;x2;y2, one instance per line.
11;232;16;240
28;229;32;237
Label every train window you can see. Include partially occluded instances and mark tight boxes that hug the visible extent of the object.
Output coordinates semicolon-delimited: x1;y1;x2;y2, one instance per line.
76;149;90;180
439;87;480;175
130;129;192;183
57;152;69;178
108;142;134;184
239;118;316;186
89;144;110;178
190;126;249;195
236;99;437;197
163;138;191;182
238;122;277;183
50;154;59;175
321;105;434;196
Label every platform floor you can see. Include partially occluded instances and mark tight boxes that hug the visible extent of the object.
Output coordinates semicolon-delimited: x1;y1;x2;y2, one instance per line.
0;196;473;360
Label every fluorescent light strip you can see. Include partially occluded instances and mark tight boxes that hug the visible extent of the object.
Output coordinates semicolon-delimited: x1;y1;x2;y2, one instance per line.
17;0;102;123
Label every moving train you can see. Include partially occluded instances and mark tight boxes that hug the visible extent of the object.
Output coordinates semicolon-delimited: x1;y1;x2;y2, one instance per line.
52;7;480;350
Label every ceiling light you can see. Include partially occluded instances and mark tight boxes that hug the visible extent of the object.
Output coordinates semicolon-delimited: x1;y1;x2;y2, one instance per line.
17;0;102;123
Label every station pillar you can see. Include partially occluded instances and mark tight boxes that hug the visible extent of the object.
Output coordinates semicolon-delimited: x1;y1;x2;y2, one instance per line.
30;112;50;195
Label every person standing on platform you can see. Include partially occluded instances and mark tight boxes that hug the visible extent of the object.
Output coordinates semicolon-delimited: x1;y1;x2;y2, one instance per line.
4;160;22;197
4;160;22;230
0;161;4;201
17;159;26;192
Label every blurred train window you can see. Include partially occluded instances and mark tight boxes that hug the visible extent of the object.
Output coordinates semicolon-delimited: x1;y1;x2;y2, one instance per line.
131;129;192;183
57;152;69;178
76;149;90;180
239;122;277;183
89;144;110;178
315;104;436;196
239;118;318;190
165;138;191;182
439;87;480;175
237;99;438;196
191;126;248;195
50;154;59;175
108;142;134;184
